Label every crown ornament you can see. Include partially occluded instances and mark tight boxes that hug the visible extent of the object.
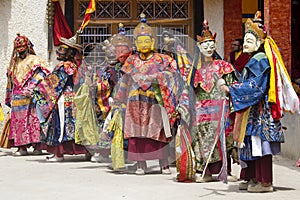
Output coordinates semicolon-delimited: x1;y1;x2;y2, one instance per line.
244;11;267;42
133;13;154;39
111;23;132;48
101;39;113;51
196;20;216;44
118;23;126;35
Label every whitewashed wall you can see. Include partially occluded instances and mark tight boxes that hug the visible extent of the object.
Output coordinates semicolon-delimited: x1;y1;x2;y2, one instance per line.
203;0;224;58
281;113;300;160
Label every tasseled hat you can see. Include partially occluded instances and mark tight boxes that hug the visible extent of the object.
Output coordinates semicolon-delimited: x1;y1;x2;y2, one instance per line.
196;20;216;44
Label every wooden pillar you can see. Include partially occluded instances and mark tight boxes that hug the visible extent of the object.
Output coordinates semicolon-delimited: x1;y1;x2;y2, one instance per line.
264;0;292;74
223;0;243;60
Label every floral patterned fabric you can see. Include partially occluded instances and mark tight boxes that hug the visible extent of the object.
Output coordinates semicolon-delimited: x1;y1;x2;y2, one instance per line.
94;62;121;150
189;59;235;172
113;53;179;142
193;60;235;93
33;61;77;146
6;55;50;146
229;52;284;161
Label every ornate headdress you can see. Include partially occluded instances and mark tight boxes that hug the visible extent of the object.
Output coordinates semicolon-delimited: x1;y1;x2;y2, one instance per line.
244;11;267;43
196;20;216;44
133;13;154;39
102;39;114;51
111;23;132;48
59;31;83;51
161;29;174;39
117;23;126;36
14;33;30;52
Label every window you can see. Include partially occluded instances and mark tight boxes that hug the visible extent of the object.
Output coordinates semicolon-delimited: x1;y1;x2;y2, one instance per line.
74;0;193;62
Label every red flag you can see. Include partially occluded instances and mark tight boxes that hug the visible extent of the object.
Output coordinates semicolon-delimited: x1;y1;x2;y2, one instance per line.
78;0;96;32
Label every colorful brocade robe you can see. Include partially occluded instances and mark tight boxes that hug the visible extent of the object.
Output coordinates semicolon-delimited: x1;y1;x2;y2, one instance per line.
33;61;77;146
112;53;182;142
161;42;193;81
229;52;284;161
189;59;235;171
94;63;121;149
5;54;50;146
175;44;193;81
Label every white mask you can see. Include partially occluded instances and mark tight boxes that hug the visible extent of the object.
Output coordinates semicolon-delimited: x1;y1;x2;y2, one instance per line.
198;40;216;58
243;33;261;53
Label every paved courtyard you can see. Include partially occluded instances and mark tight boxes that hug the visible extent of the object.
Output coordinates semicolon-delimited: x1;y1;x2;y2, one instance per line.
1;148;300;200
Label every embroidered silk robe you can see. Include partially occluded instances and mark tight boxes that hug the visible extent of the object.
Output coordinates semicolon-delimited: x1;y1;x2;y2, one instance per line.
6;54;49;146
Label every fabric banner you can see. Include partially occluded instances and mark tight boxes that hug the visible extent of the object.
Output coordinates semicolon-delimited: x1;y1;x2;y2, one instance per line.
53;1;73;46
217;99;228;183
74;83;100;146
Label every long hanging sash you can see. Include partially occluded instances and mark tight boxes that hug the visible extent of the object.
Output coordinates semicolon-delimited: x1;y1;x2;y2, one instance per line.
58;94;65;143
265;36;299;114
109;110;125;171
175;123;196;182
201;98;228;183
232;107;251;148
0;112;11;148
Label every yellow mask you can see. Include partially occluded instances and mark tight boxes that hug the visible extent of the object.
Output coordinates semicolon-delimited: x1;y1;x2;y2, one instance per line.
135;35;155;54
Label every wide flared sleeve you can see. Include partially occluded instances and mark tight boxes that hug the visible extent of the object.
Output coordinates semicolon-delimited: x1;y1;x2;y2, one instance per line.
229;53;270;112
